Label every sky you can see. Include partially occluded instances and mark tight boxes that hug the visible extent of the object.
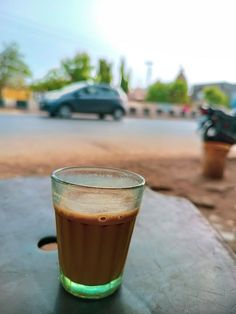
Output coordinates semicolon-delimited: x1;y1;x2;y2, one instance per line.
1;0;236;87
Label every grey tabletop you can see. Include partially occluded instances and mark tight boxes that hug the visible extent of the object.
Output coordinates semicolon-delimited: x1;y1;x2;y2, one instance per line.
0;177;236;314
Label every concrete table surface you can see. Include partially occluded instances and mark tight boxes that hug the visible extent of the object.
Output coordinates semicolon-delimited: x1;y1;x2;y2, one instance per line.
0;177;236;314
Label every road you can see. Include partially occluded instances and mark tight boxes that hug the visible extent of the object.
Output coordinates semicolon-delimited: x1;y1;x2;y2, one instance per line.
0;113;204;178
1;113;201;151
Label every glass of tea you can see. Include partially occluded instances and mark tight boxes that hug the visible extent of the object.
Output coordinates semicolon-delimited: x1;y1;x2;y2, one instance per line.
51;167;145;299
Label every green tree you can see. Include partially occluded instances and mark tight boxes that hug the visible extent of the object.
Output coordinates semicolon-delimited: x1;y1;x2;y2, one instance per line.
146;79;189;104
146;81;170;102
203;86;229;107
0;42;31;98
96;59;112;84
62;52;92;82
31;68;68;92
168;80;188;103
119;58;130;93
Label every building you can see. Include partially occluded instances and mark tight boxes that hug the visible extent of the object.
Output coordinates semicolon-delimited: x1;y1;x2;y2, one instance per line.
128;87;146;101
1;87;38;111
191;82;236;107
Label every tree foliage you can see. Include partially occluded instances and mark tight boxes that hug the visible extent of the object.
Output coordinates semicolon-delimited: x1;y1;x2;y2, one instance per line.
0;42;31;93
96;59;112;84
203;86;229;107
120;58;130;93
146;81;170;102
169;80;188;103
31;68;68;92
146;79;188;104
61;52;92;82
32;52;93;92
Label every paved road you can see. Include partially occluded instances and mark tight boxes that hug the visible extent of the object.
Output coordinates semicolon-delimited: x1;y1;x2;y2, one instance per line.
0;113;209;178
2;113;236;178
1;113;201;157
1;113;198;137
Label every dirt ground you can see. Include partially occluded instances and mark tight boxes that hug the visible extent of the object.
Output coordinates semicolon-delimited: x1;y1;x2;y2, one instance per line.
1;152;236;253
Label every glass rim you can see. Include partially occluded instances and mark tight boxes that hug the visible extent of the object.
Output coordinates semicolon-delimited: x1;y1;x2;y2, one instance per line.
51;166;145;190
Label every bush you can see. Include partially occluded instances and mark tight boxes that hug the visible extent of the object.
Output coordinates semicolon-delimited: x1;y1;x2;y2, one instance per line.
146;80;188;104
203;86;229;107
146;81;170;102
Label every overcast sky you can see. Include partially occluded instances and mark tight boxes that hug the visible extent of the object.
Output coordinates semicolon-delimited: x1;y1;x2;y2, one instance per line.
0;0;236;87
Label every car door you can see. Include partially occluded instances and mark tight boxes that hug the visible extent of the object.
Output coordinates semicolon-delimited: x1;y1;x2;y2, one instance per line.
74;86;100;113
92;86;118;114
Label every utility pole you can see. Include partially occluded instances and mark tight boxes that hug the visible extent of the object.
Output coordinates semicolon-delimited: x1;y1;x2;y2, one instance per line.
145;61;153;88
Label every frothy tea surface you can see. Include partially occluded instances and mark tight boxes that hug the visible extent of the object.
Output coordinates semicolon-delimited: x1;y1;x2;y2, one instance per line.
55;167;143;189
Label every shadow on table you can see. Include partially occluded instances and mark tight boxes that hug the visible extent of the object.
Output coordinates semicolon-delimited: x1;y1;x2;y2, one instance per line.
53;284;133;314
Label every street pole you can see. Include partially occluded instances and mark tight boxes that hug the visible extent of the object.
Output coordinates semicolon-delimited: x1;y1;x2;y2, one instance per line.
145;61;153;88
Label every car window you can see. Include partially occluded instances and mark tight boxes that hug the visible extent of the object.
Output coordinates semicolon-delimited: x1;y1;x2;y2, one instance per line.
79;86;118;97
79;86;99;95
87;86;100;95
98;87;118;97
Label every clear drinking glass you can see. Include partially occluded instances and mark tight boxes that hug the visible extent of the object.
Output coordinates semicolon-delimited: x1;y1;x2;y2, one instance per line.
51;167;145;299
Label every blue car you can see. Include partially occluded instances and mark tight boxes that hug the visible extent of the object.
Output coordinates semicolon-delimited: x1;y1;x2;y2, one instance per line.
40;83;127;120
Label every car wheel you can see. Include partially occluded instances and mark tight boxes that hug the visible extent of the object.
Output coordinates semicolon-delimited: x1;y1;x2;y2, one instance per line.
99;113;105;120
49;111;56;118
113;108;124;121
58;105;72;119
